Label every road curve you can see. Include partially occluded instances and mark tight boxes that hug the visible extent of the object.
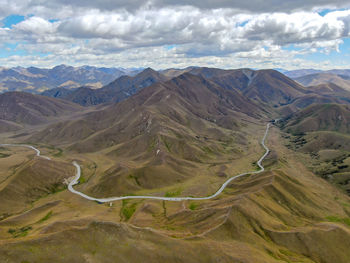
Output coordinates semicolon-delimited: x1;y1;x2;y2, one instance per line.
0;144;51;160
1;123;270;202
69;122;271;202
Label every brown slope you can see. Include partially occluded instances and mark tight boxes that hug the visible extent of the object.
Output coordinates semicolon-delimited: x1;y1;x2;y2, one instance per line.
243;69;306;106
31;73;263;149
0;92;83;126
189;67;307;106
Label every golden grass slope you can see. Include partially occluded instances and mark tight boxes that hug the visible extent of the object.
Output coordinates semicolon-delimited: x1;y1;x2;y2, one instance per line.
1;127;350;262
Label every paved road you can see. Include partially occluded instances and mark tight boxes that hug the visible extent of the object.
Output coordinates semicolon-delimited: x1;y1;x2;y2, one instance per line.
1;123;270;202
0;144;51;160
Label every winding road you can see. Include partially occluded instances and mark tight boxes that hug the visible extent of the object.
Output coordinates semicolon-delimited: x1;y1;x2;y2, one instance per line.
1;123;271;202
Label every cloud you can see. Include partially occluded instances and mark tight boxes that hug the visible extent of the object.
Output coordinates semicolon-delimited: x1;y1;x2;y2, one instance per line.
18;8;349;54
1;0;350;19
14;16;58;35
1;1;350;69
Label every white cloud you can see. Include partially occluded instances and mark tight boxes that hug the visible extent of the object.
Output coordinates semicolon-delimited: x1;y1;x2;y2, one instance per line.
14;16;58;35
1;1;350;69
12;8;349;54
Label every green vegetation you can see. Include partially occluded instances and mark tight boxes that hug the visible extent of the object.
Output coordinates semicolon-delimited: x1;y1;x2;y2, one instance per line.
325;216;350;227
128;174;141;186
121;200;138;220
37;211;53;224
8;226;32;238
201;146;214;155
251;161;260;170
147;137;157;152
53;148;63;157
0;153;10;158
78;168;87;184
161;136;172;152
165;188;182;197
79;176;86;184
189;202;198;210
48;183;66;194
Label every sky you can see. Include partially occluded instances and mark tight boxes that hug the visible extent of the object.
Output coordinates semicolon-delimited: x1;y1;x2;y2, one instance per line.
0;0;350;70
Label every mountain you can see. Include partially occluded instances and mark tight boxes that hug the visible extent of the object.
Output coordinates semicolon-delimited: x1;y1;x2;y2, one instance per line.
29;72;264;197
281;104;350;134
327;69;350;77
277;93;345;116
0;92;83;126
42;67;307;108
42;68;168;106
189;68;306;106
284;69;323;78
294;73;350;92
160;67;196;78
0;65;138;93
2;67;350;263
279;103;350;196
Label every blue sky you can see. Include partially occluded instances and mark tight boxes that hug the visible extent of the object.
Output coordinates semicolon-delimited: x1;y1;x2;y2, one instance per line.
0;1;350;69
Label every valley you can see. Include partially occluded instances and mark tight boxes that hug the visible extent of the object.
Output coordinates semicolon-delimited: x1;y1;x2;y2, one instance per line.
1;67;350;262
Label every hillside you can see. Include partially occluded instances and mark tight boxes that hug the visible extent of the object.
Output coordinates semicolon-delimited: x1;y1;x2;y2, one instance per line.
0;92;84;126
191;68;307;106
2;122;350;263
281;104;350;134
42;68;168;106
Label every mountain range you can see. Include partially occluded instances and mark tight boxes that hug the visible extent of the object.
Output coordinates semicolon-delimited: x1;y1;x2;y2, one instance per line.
1;66;350;262
0;65;142;93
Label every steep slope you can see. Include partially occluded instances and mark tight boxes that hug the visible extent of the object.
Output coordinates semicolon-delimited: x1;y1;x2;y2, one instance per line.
242;69;306;105
42;68;168;106
0;92;83;126
32;73;263;149
192;68;307;106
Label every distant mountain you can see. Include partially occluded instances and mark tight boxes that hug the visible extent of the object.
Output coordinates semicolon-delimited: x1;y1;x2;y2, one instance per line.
0;92;83;127
160;67;196;78
284;69;323;78
326;69;350;77
0;65;141;93
294;73;350;92
42;68;168;106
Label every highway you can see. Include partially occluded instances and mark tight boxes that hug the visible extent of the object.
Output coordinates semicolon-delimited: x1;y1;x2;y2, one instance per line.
1;123;270;202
